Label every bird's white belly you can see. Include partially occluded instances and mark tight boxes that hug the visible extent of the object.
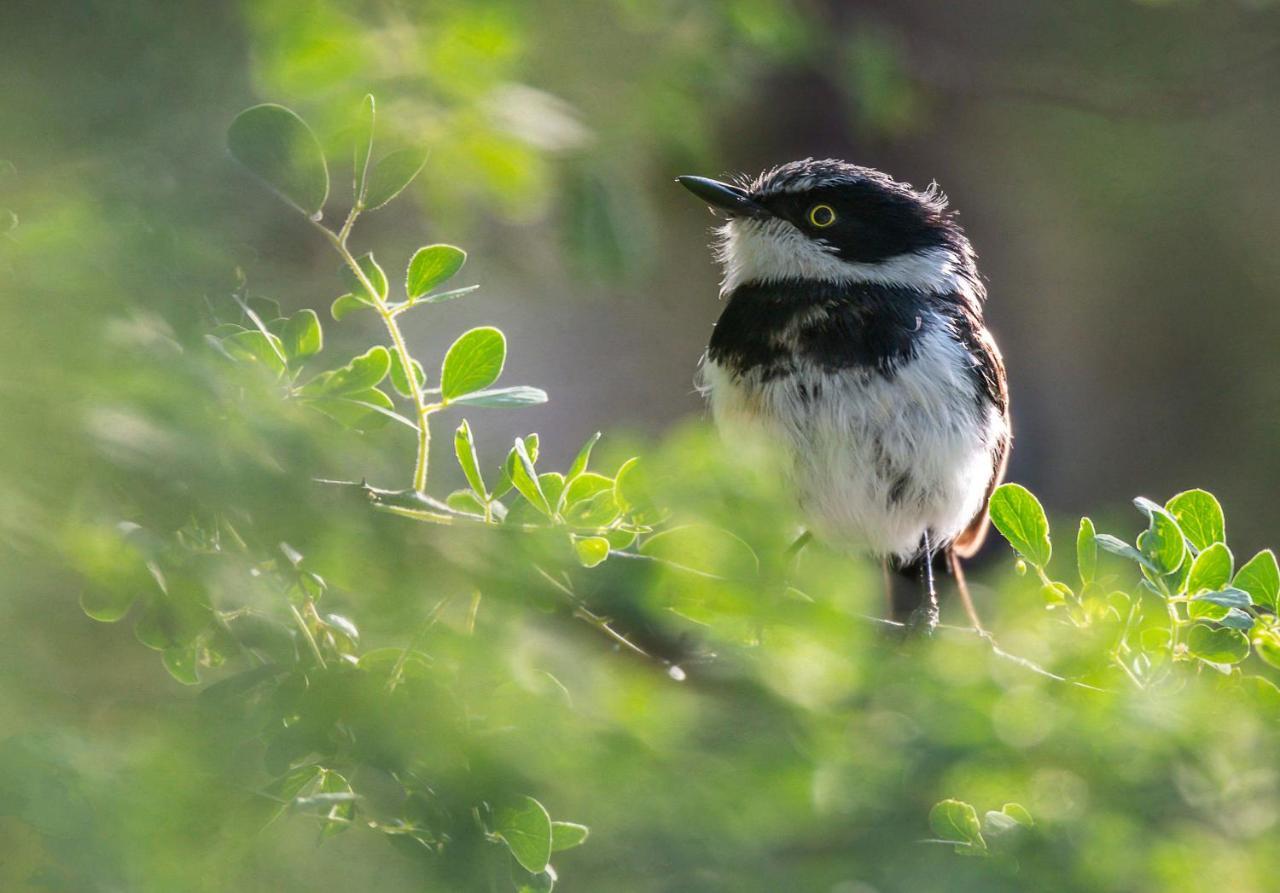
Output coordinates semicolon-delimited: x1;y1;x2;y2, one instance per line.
702;329;1003;560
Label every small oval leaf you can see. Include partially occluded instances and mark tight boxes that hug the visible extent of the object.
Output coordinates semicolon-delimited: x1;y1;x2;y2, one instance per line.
407;244;467;298
364;147;428;211
1235;550;1280;612
441;327;507;400
494;796;553;874
227;104;329;216
989;483;1052;569
1166;489;1225;552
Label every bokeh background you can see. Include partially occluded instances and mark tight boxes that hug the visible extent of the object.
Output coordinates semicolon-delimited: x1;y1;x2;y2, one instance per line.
4;1;1280;891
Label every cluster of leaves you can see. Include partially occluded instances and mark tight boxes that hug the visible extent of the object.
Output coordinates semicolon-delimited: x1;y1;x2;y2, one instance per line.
74;95;647;892
928;799;1034;861
990;483;1280;683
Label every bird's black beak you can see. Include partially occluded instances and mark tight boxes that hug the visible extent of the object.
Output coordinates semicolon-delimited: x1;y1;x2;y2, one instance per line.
676;175;770;219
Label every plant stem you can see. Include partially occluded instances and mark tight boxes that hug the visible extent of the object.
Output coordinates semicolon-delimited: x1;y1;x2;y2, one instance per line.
312;218;434;492
289;602;327;669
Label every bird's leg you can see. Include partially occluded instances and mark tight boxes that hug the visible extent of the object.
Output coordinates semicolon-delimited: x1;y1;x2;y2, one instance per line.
947;549;987;636
881;558;894;619
907;531;940;636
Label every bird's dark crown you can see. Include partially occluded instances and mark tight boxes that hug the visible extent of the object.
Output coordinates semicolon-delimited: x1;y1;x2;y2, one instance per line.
734;158;965;265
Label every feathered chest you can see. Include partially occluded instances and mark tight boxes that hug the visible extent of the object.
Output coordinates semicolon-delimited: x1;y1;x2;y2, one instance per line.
698;278;1007;557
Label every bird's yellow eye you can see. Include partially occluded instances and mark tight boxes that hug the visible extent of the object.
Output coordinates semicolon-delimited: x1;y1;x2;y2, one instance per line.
807;203;837;228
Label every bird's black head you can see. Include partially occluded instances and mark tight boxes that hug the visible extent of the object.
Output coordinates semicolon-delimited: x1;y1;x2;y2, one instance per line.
678;159;973;294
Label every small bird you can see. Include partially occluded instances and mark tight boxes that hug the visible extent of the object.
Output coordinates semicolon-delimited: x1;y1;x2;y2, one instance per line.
678;159;1010;632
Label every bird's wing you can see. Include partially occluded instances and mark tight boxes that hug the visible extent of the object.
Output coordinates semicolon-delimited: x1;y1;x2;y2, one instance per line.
951;321;1010;559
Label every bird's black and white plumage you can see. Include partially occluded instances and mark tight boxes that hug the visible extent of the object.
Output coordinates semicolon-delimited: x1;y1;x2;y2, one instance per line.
678;159;1010;627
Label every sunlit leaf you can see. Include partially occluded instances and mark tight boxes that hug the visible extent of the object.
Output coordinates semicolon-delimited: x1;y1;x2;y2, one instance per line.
929;799;986;853
1190;588;1251;609
1186;543;1233;594
1186;623;1249;665
364;147;429;210
331;293;372;321
281;309;323;360
299;346;391;397
1134;498;1186;575
340;252;388;302
511;437;550;516
494;796;552;874
227;103;329;217
455;420;487;499
572;536;610;568
441;327;506;400
989;483;1051;568
448;386;546;408
1166;489;1225;552
388;348;425;397
1235;550;1280;612
567;432;601;481
406;244;467;299
1076;516;1096;586
550;821;589;852
353;94;375;198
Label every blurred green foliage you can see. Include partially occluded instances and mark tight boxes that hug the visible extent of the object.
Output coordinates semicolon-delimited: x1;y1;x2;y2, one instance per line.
5;2;1280;892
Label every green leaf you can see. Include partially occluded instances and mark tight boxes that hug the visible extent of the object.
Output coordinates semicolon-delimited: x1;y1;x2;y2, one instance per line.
573;536;610;568
1186;623;1250;665
1190;588;1252;610
515;869;556;893
281;309;323;360
1134;499;1186;575
441;327;506;400
447;386;547;408
454;420;487;500
227;104;329;217
563;472;613;507
567;432;601;482
494;796;553;874
304;388;396;431
79;587;138;623
1219;608;1255;630
1166;489;1225;552
363;147;428;211
1000;803;1034;827
223;329;287;376
1186;543;1233;594
406;244;467;299
162;644;200;685
641;524;759;579
550;821;589;852
318;770;356;838
562;489;621;529
989;483;1051;568
1077;517;1097;586
388;349;425;398
1095;533;1157;571
511;437;551;516
928;799;986;852
353;94;375;199
341;253;388;301
330;293;371;321
1253;628;1280;670
447;489;486;514
419;285;479;304
300;347;391;397
1235;550;1280;612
